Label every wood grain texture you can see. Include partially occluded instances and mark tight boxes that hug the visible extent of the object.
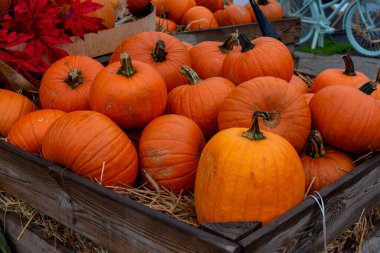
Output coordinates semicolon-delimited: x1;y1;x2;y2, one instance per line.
0;141;241;253
239;153;380;253
174;17;301;45
200;222;261;242
0;210;75;253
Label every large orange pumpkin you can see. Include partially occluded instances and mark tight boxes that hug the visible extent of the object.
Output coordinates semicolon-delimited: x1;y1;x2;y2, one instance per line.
301;130;355;193
289;74;309;94
8;109;66;155
309;85;380;153
214;4;252;27
40;55;104;112
0;89;37;137
167;66;235;139
245;0;283;22
189;33;238;79
182;6;218;30
139;114;206;194
195;111;305;224
311;55;370;93
152;0;196;24
109;32;191;92
218;76;311;153
42;110;138;186
221;34;294;85
90;53;167;130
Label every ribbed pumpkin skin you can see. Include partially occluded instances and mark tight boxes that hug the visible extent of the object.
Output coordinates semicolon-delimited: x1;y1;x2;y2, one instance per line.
0;89;36;137
195;128;305;224
40;55;104;112
152;0;196;24
289;75;309;94
309;85;380;153
214;5;252;26
195;0;223;12
139;114;206;194
167;76;235;139
221;37;293;84
182;6;218;30
89;59;167;130
245;0;283;22
182;41;193;51
218;76;311;153
371;90;380;100
311;69;370;93
156;17;177;32
42;111;138;186
8;109;66;155
303;93;314;104
189;41;239;79
127;0;151;14
109;32;191;92
301;148;354;192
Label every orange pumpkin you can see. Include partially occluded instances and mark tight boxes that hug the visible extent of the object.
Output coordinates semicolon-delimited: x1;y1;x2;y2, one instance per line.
189;33;238;79
139;114;206;194
311;55;370;93
127;0;151;14
214;4;252;27
301;130;355;193
195;111;305;224
8;109;66;155
221;34;294;85
167;66;235;139
289;74;309;94
182;6;218;30
90;53;167;130
109;31;191;92
303;93;314;104
40;55;104;112
245;0;283;22
218;76;311;153
0;89;37;137
195;0;223;12
152;0;196;24
156;16;177;32
182;41;193;51
309;85;380;153
42;110;139;186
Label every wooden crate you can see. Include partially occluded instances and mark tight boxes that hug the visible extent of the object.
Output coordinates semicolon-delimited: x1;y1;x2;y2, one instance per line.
0;140;379;253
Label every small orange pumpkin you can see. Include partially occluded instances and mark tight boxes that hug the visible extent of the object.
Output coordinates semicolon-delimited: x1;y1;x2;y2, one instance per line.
152;0;196;24
214;4;252;27
289;74;309;94
245;0;283;22
0;89;37;137
156;16;177;32
182;6;218;30
194;0;223;12
8;109;66;155
139;114;206;194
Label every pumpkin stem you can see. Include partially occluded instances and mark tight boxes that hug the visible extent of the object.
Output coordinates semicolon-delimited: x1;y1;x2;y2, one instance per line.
257;0;269;5
219;33;238;54
117;53;136;77
238;33;255;53
64;69;83;89
151;40;168;62
180;65;202;85
242;111;270;140
359;68;379;95
342;55;356;76
305;130;326;158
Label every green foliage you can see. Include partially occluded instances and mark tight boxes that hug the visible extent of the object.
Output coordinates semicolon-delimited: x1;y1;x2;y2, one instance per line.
296;39;353;56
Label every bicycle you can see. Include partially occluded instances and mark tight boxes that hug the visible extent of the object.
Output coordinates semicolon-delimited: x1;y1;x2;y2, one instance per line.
278;0;380;57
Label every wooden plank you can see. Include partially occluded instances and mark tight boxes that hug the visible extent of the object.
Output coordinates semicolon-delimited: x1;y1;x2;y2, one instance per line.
200;222;261;242
239;153;380;253
0;141;241;253
0;211;75;253
174;17;301;45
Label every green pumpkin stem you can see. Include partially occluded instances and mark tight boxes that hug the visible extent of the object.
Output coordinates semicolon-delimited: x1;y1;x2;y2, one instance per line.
359;68;380;95
117;53;136;77
180;65;202;85
305;130;326;158
219;33;238;54
242;111;271;141
151;40;168;62
342;55;356;76
64;69;83;89
238;33;255;53
257;0;269;5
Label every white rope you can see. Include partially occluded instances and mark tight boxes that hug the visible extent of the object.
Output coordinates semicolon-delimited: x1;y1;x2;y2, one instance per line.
308;191;327;253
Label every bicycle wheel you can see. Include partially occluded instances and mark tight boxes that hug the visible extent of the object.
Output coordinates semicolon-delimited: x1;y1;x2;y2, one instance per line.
280;0;319;45
345;1;380;57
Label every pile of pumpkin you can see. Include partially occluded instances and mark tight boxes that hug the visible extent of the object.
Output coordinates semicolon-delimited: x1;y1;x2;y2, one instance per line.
154;0;283;32
1;30;379;226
